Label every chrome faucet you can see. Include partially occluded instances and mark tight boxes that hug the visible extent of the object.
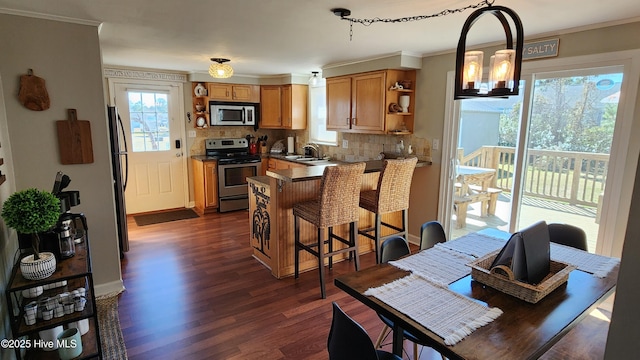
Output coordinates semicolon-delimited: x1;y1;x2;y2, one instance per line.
303;143;322;159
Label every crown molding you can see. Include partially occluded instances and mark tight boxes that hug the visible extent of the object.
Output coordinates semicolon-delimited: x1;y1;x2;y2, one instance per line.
0;8;101;27
104;68;187;82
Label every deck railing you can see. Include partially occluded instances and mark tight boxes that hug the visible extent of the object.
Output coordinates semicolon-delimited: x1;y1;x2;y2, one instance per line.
457;146;608;207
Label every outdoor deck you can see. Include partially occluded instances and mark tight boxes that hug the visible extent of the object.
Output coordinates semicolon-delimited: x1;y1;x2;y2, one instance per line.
451;193;600;252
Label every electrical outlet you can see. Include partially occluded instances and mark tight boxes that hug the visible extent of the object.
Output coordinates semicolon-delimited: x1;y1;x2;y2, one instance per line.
432;139;439;151
188;130;196;138
342;139;348;148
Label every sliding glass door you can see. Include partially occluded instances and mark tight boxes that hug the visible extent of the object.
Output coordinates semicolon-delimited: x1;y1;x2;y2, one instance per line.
447;65;624;254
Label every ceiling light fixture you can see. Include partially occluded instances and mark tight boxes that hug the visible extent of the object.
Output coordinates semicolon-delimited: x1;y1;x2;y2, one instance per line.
209;58;234;79
454;5;523;99
309;71;320;86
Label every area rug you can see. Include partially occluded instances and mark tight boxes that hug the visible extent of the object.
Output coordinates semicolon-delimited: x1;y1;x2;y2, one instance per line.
96;293;128;360
133;208;199;226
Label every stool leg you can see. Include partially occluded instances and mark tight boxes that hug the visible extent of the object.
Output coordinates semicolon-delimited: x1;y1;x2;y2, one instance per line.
328;226;333;269
401;208;408;237
352;221;360;271
317;227;326;299
294;215;300;279
374;214;381;264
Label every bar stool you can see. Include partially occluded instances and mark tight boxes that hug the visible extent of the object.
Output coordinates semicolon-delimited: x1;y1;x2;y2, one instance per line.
358;157;418;263
293;162;366;299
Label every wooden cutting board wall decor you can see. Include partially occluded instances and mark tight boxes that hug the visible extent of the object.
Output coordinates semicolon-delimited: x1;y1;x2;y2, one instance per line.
56;109;94;164
18;69;50;111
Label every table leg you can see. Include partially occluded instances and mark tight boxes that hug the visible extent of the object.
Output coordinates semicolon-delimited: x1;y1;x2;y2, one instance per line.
392;323;404;356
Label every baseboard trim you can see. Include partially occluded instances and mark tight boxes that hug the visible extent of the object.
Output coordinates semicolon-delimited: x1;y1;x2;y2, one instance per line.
94;279;126;297
408;233;420;246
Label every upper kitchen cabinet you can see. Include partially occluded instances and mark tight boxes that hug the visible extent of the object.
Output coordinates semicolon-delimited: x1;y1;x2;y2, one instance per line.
260;84;307;129
208;83;260;102
326;69;416;134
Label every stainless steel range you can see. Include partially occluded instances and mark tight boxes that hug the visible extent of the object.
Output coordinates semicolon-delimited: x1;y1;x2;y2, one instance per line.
205;138;262;212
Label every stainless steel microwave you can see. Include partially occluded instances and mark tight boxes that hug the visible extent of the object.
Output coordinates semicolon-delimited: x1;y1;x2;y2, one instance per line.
209;101;257;126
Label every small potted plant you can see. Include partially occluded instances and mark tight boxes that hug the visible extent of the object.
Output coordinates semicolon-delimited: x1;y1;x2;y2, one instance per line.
1;188;60;280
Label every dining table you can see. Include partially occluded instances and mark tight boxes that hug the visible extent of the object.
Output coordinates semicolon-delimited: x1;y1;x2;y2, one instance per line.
334;229;619;359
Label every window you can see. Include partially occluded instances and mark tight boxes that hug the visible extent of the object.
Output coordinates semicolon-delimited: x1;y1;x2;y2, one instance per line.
308;78;337;145
127;91;170;152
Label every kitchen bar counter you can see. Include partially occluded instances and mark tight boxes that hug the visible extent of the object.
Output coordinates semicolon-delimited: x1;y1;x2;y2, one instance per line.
249;158;426;279
266;158;430;182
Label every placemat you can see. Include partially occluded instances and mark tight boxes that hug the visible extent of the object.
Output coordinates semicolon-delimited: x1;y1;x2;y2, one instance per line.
390;246;475;285
435;232;507;258
550;243;620;278
364;274;502;345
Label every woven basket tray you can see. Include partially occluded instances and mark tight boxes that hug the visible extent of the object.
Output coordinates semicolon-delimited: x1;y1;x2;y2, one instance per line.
469;250;576;304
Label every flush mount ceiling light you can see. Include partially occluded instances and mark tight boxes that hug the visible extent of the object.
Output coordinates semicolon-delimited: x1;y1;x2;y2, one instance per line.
209;58;234;79
454;5;524;99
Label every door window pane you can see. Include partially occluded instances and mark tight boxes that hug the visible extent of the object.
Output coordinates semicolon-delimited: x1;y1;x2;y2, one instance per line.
128;91;170;152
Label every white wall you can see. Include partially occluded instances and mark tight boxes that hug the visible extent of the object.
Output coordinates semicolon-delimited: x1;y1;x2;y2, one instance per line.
0;14;123;294
604;152;640;358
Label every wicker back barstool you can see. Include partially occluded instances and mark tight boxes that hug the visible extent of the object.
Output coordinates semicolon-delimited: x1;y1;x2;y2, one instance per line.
358;157;418;263
293;162;366;299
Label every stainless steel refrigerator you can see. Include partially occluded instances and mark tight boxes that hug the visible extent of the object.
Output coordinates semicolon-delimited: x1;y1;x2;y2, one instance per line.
107;106;129;257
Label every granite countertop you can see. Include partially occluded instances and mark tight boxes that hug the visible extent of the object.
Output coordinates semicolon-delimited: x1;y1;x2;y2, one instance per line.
191;155;218;162
265;159;430;183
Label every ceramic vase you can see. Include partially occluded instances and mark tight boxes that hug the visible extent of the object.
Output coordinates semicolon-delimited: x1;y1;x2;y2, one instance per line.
399;95;410;113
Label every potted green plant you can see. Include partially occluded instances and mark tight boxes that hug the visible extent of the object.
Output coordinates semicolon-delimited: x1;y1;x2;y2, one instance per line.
1;188;60;280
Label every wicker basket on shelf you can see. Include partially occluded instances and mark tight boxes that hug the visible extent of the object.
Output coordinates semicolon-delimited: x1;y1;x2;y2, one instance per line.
468;250;576;304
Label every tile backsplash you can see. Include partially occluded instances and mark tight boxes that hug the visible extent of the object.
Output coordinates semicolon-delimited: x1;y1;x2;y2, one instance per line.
287;131;432;162
189;127;431;162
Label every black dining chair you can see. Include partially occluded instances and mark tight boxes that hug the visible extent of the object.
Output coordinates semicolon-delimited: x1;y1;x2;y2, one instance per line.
548;223;588;251
420;220;447;250
328;302;402;360
374;236;444;360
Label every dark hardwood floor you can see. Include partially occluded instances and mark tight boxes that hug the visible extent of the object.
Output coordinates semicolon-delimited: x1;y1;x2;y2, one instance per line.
118;210;611;360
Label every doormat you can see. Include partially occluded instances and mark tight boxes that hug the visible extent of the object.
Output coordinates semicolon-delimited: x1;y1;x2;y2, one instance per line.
133;208;199;226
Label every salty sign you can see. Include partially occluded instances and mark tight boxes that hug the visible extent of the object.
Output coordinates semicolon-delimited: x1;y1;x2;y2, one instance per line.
523;39;559;60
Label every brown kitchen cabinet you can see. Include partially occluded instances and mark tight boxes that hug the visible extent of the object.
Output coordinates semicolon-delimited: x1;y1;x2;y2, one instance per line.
207;83;260;102
326;69;416;134
192;158;218;213
259;85;307;129
266;158;306;171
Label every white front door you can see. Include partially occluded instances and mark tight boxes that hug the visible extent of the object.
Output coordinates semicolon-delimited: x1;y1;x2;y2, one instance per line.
114;82;186;214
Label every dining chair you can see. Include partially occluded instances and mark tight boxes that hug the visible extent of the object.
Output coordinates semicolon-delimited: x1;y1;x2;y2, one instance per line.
359;157;418;263
374;236;444;360
420;220;447;250
328;302;402;360
293;162;366;299
548;223;588;251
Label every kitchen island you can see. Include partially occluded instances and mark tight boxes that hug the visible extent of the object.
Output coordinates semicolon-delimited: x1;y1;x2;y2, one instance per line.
248;159;428;278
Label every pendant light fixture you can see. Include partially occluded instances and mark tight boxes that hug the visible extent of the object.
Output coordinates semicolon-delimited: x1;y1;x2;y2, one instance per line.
309;71;320;86
454;5;523;99
209;58;234;79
